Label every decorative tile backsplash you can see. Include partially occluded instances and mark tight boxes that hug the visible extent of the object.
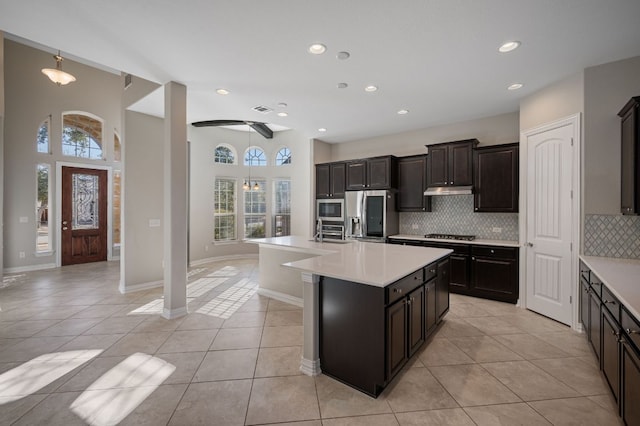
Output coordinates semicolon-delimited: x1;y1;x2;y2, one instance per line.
584;214;640;259
399;195;519;241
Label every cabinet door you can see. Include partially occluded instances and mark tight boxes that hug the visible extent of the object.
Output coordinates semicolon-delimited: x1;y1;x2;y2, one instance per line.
474;144;519;212
471;253;518;303
622;338;640;426
408;286;425;356
315;164;331;198
436;257;450;322
425;281;437;335
368;157;391;189
330;163;346;198
449;143;473;186
601;308;621;404
398;156;429;211
427;145;448;187
589;293;601;362
620;102;638;214
346;161;367;190
449;254;470;291
580;280;590;335
386;299;407;380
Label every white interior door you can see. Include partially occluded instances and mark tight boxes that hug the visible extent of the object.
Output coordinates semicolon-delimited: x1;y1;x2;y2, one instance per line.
525;121;576;326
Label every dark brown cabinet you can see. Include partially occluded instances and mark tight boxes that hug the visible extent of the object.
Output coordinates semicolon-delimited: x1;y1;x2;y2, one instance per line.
622;333;640;426
618;96;640;215
473;143;519;212
397;155;431;212
319;257;450;397
426;139;478;188
315;162;346;198
602;308;620;404
471;245;519;304
346;156;397;190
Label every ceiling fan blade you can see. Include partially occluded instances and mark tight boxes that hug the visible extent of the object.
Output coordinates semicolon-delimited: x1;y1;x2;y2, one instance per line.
248;122;273;139
191;119;246;127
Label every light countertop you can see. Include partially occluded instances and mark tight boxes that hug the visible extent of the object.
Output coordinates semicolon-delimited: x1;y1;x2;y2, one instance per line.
389;234;520;248
580;255;640;320
248;236;452;287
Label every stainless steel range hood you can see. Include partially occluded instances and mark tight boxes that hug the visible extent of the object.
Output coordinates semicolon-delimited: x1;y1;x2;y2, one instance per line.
423;185;473;196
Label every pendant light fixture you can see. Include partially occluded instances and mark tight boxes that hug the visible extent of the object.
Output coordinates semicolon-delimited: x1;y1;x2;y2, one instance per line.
42;51;76;85
244;124;260;191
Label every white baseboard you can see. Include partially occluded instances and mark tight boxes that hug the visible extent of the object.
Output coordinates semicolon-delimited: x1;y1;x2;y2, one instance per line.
300;357;322;376
257;288;303;307
119;279;163;294
4;263;57;274
162;306;188;319
189;254;258;267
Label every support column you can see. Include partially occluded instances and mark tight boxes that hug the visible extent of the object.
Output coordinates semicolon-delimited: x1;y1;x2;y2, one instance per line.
162;82;188;319
300;272;321;376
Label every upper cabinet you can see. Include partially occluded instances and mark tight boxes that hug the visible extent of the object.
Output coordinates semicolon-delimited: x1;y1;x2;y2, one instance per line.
316;162;346;198
397;155;431;212
346;155;397;190
473;143;519;213
426;139;478;187
618;96;640;215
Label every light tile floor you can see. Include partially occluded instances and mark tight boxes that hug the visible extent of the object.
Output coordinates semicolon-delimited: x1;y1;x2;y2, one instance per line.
0;258;623;425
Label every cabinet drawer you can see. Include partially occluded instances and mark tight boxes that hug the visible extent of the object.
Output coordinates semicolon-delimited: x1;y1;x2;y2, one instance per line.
590;274;603;299
387;270;423;305
424;263;437;282
471;245;517;259
601;286;621;322
423;242;470;255
622;307;640;352
579;260;590;283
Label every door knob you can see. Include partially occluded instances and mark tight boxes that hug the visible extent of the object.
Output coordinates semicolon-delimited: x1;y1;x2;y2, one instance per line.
62;221;68;225
526;242;533;247
62;227;68;231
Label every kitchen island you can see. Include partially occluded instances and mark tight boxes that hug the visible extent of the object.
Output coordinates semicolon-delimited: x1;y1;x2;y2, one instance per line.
249;236;452;396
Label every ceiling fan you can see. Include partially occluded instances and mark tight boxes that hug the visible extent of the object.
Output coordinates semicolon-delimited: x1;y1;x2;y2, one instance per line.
190;120;273;139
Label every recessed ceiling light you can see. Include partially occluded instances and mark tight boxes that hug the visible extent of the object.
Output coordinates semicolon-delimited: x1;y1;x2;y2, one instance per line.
397;109;409;115
318;128;327;132
507;83;524;90
337;82;348;89
336;51;350;60
277;102;288;108
499;41;521;53
277;112;288;117
365;85;378;92
308;43;327;55
216;88;230;95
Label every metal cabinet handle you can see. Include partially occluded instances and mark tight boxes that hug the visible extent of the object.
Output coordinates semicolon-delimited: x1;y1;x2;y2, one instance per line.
490;249;495;254
603;300;616;305
394;288;402;294
627;328;639;334
472;257;475;260
430;269;436;274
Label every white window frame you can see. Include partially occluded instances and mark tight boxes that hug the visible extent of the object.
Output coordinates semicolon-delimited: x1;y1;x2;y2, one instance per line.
35;163;52;255
214;177;237;242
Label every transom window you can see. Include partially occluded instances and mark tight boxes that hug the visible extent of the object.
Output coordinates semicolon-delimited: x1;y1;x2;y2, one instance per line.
37;117;50;154
62;113;103;160
244;147;267;166
215;144;236;164
275;147;291;165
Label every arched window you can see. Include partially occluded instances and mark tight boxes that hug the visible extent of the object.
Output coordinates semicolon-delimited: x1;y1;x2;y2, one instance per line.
275;147;292;165
244;147;267;166
215;144;236;164
62;113;103;160
37;117;50;154
114;131;122;162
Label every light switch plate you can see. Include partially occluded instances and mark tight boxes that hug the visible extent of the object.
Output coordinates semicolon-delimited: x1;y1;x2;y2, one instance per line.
492;227;502;233
19;216;28;223
149;219;161;227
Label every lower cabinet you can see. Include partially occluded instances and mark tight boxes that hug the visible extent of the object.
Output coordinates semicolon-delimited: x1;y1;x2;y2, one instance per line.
622;336;640;426
589;290;602;361
320;256;450;397
601;308;620;404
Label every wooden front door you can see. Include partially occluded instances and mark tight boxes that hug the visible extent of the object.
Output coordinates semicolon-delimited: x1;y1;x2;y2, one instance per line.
61;167;108;265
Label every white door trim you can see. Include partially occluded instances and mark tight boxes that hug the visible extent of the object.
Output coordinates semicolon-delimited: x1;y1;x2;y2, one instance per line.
55;161;114;267
519;113;581;330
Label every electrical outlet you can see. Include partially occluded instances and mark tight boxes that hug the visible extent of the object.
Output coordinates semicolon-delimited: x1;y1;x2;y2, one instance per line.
492;227;502;233
19;251;25;259
412;224;419;230
19;216;28;223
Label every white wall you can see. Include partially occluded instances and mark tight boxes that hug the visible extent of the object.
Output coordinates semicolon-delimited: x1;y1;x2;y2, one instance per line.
188;126;312;263
329;112;519;161
584;56;640;214
3;40;122;271
0;32;5;274
122;110;164;287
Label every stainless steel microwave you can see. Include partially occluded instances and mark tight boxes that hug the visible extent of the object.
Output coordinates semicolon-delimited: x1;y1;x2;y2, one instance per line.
316;199;344;222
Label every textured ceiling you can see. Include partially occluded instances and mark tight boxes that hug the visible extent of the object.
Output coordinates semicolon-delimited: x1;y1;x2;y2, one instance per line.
2;0;640;143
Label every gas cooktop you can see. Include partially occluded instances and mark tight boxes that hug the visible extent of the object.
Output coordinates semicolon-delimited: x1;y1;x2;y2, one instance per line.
424;233;476;241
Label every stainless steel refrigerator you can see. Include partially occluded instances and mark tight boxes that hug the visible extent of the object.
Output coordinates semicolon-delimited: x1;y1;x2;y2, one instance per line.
344;190;398;240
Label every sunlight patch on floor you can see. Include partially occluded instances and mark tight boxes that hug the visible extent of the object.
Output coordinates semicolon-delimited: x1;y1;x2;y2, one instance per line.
0;350;102;404
69;353;175;426
196;278;257;319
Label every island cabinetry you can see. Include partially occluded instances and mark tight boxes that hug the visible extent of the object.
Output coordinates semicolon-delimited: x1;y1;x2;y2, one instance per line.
397;155;431;212
470;245;519;304
346;156;397;190
473;143;519;212
320;257;449;397
426;139;478;187
436;257;450;321
316;162;346;198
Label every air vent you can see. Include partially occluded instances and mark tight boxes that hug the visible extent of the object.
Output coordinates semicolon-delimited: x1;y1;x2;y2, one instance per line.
251;105;273;114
